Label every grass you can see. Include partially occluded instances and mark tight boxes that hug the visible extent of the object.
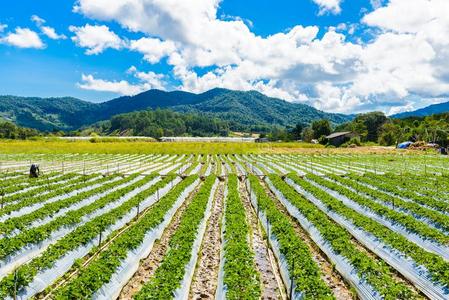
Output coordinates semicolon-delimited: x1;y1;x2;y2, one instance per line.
0;139;329;154
0;139;418;155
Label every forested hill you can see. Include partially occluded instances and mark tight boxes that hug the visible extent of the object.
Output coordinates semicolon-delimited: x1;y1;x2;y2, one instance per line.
391;100;449;118
0;88;352;131
91;109;230;137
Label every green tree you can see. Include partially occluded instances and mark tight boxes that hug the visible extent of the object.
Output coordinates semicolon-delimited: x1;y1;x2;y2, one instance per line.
302;127;314;142
311;119;331;139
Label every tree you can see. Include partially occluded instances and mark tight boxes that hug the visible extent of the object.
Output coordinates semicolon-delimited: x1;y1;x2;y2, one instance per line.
353;112;388;142
311;119;331;139
290;123;304;140
378;123;400;146
302;127;314;142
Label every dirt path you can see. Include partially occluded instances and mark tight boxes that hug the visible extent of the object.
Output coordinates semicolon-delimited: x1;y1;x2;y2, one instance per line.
259;179;355;300
118;182;202;299
189;181;225;299
240;179;285;300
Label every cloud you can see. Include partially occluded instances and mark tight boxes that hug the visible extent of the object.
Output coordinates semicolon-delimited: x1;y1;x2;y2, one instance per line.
41;26;67;40
129;37;176;63
312;0;343;15
369;0;385;9
0;27;45;49
0;23;8;32
78;67;166;95
69;24;124;55
31;15;67;40
78;74;145;95
72;0;449;113
31;15;46;26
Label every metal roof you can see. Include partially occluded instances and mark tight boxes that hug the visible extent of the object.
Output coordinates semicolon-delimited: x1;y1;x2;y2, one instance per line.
326;131;352;139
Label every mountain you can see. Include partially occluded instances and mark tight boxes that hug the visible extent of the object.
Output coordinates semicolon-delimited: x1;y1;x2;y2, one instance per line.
391;101;449;118
0;88;352;132
0;96;98;131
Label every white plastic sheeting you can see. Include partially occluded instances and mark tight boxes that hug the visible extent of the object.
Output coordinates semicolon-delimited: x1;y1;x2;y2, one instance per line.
92;178;200;300
173;179;219;299
190;163;202;176
214;185;228;300
177;162;192;175
12;177;180;300
204;163;213;177
0;175;121;222
308;178;449;260
357;181;449;217
282;159;321;176
330;178;448;234
159;162;182;175
0;176;156;280
246;179;304;300
286;178;449;300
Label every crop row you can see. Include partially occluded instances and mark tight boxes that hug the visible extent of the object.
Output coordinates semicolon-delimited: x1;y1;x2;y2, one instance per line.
0;174;155;260
222;174;261;299
0;173;99;216
0;174;176;298
288;174;449;291
308;173;449;245
248;175;334;299
52;175;198;298
0;174;126;236
272;174;415;299
328;174;449;234
347;173;449;213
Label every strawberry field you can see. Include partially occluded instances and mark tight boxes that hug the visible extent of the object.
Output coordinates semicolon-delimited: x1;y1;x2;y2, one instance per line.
0;152;448;299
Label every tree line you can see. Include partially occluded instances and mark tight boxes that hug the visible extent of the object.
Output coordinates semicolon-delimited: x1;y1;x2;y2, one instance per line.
265;111;449;147
89;109;230;138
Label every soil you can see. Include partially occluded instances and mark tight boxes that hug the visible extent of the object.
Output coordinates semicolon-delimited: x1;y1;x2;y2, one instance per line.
189;181;225;299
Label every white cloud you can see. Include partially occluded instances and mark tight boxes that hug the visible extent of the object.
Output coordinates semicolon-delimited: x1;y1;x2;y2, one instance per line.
0;27;45;49
41;26;67;40
69;24;124;55
78;67;166;95
78;74;145;95
72;0;449;113
0;24;7;32
369;0;385;9
312;0;343;15
31;15;46;26
31;15;67;40
129;37;176;63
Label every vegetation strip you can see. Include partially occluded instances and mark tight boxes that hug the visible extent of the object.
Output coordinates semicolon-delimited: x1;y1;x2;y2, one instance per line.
51;175;198;299
269;174;416;299
0;173;83;203
348;173;449;213
328;173;449;234
308;174;449;246
288;173;449;295
2;175;176;299
134;176;216;299
0;173;99;217
248;175;335;299
221;175;261;299
0;174;150;261
0;174;122;236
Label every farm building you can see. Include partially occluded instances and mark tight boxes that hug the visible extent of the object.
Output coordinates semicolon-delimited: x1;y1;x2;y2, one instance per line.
160;136;256;142
326;131;357;146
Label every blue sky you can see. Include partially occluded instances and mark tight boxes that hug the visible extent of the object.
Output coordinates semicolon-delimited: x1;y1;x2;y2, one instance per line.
1;0;448;115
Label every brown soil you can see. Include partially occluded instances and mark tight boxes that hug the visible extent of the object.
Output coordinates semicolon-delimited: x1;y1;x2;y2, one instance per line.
240;179;285;300
259;179;355;300
189;181;225;299
118;182;202;299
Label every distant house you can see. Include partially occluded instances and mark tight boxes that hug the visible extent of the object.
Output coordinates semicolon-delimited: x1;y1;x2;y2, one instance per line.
159;137;256;143
326;131;356;146
255;137;269;143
